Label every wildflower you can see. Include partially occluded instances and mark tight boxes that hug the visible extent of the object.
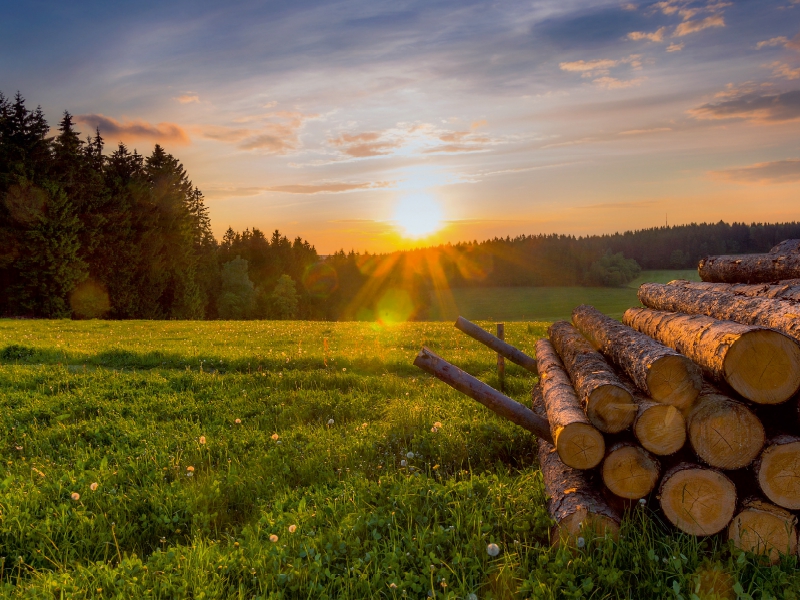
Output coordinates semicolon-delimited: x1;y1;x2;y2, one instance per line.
235;418;242;424
400;460;407;467
362;422;368;429
433;422;442;429
406;452;414;459
289;524;297;533
327;419;334;425
389;583;398;589
433;464;440;470
271;433;279;441
199;436;206;445
576;537;586;548
487;543;500;556
269;534;279;543
342;368;346;372
468;594;478;600
440;581;447;588
431;427;437;433
71;492;80;501
15;446;22;451
90;482;98;491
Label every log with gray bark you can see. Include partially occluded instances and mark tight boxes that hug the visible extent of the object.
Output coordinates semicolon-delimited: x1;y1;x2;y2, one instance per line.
669;279;800;302
623;306;800;405
533;385;621;545
601;440;660;500
547;320;636;433
658;462;737;536
536;338;605;469
728;498;798;565
753;434;800;510
413;347;553;443
454;316;537;371
698;239;800;284
571;304;703;410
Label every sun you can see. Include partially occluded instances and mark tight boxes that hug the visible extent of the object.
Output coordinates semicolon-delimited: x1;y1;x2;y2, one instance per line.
393;194;444;238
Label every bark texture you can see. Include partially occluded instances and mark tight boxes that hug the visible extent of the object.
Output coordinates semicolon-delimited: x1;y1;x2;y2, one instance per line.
754;434;800;510
601;440;660;500
623;306;800;404
686;384;765;470
536;338;605;469
572;304;702;410
669;279;800;302
698;241;800;283
658;462;737;536
547;320;636;433
728;498;798;565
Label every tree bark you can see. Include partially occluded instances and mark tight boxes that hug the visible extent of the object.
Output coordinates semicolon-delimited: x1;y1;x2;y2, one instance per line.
754;434;800;510
658;462;737;536
413;347;553;443
547;320;636;433
601;440;660;500
536;338;605;469
623;306;800;405
454;316;537;371
685;384;765;470
571;304;702;410
698;240;800;283
728;498;798;565
669;279;800;302
533;384;621;546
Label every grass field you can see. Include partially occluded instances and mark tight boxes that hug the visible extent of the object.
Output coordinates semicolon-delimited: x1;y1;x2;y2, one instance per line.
1;318;797;599
429;270;700;322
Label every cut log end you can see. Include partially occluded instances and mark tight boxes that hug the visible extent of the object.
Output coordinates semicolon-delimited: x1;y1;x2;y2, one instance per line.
757;438;800;510
586;384;636;433
554;422;606;470
555;509;620;546
724;330;800;404
646;354;702;410
602;444;660;499
728;499;798;565
659;465;737;536
635;404;686;455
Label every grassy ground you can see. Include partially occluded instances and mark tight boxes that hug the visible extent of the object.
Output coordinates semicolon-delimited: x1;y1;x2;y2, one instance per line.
0;319;797;599
428;270;700;322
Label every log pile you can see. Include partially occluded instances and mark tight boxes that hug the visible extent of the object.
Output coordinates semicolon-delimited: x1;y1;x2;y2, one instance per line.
414;239;800;562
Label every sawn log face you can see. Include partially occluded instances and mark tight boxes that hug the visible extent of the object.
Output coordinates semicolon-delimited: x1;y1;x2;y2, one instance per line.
728;498;798;565
658;462;737;536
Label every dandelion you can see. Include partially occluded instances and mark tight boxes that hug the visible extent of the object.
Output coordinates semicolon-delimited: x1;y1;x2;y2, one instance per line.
468;594;478;600
433;464;440;470
269;534;279;543
289;524;297;533
235;418;242;424
431;427;437;433
342;368;346;372
639;498;646;505
433;422;442;429
15;446;22;451
361;422;368;429
440;581;447;588
271;433;279;441
400;460;407;467
199;436;206;445
389;583;398;589
576;537;586;548
327;419;334;425
90;482;98;491
406;452;414;459
487;543;500;556
71;492;80;501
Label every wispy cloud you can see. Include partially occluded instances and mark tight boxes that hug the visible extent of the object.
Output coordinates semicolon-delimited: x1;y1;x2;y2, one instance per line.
709;159;800;183
767;61;800;80
265;181;395;194
627;27;667;42
560;54;643;89
619;127;672;135
756;36;789;49
688;89;800;123
173;94;200;104
329;131;402;157
674;15;725;37
75;114;190;145
198;111;316;154
666;42;684;52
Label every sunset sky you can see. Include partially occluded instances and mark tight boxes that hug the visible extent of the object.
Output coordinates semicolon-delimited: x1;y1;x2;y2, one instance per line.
2;0;800;253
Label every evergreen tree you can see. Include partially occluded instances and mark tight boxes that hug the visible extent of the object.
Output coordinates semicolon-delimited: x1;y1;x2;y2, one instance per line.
270;274;299;319
218;256;256;319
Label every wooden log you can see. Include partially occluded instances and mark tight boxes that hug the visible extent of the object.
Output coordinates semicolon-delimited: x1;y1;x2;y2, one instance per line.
547;321;636;433
728;498;798;565
669;279;800;302
571;304;702;410
754;434;800;510
617;371;687;455
601;440;660;500
533;385;621;545
536;338;605;469
686;385;765;470
623;306;800;405
454;316;537;371
698;240;800;283
658;462;737;536
413;347;553;444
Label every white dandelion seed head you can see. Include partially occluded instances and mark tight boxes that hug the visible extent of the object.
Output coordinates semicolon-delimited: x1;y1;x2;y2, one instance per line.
468;595;478;600
576;537;586;548
406;452;414;459
400;460;407;467
639;498;646;505
487;543;500;557
327;419;334;425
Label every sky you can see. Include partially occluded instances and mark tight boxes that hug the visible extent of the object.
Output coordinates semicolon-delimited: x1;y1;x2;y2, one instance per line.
2;0;800;253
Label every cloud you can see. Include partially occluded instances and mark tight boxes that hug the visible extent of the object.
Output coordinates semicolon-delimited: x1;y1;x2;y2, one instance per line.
619;127;672;135
265;181;394;194
174;94;200;104
790;33;800;52
756;36;789;50
627;27;666;42
75;114;190;145
673;15;725;37
198;111;315;153
593;76;646;89
709;159;800;183
197;125;252;142
202;186;266;199
560;54;643;88
329;131;402;157
688;89;800;123
768;62;800;80
560;58;620;76
666;42;684;52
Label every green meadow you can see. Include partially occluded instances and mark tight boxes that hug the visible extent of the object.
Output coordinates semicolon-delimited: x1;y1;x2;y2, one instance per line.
0;318;797;599
429;270;700;322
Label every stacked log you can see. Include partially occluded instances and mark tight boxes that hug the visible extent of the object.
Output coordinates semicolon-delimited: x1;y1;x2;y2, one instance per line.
698;239;800;283
668;279;800;302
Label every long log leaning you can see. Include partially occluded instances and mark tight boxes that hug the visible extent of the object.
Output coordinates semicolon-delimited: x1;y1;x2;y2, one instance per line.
547;321;636;433
623;306;800;405
601;440;660;500
669;279;800;302
571;304;702;410
454;316;537;372
728;498;798;565
698;240;800;283
753;434;800;510
413;347;553;444
658;462;737;536
685;385;765;470
533;385;621;545
536;338;605;469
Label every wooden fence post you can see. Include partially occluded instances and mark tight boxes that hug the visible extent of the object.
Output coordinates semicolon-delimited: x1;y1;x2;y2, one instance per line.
497;323;505;392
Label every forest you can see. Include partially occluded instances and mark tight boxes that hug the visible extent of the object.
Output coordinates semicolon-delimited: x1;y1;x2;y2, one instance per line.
2;91;799;321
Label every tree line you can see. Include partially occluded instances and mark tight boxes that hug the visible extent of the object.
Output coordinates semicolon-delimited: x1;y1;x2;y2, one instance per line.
2;92;798;321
